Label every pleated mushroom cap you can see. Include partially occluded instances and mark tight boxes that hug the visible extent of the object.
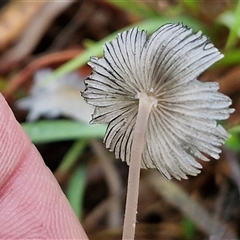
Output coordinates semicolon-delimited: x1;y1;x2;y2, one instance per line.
82;23;234;180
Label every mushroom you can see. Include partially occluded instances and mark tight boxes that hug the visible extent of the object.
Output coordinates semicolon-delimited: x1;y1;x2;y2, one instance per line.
82;23;234;240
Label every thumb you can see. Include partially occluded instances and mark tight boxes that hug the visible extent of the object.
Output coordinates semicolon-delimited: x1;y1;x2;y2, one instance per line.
0;93;88;239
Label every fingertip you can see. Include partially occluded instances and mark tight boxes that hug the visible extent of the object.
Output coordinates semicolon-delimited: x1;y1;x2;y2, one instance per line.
0;93;88;239
0;93;31;189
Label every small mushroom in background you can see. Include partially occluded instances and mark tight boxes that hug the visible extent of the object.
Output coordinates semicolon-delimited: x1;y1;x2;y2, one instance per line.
16;68;94;123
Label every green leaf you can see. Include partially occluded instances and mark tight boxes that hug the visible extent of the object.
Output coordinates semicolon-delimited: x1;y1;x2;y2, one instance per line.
182;0;199;11
228;125;240;134
67;163;87;220
57;140;88;173
218;1;240;49
181;217;196;239
107;0;158;18
21;120;106;144
214;49;240;67
225;126;240;152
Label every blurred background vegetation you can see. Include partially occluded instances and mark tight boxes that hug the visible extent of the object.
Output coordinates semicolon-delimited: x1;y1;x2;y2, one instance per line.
0;0;240;239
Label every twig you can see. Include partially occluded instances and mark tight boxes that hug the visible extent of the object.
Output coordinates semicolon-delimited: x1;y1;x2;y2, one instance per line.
147;171;237;239
50;0;96;50
83;198;110;231
223;146;240;195
90;139;123;229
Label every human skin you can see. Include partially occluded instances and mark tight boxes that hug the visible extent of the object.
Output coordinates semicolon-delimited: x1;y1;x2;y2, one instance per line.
0;93;88;239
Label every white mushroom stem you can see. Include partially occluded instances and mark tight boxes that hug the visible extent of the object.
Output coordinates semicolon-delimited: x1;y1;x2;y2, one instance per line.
122;91;157;240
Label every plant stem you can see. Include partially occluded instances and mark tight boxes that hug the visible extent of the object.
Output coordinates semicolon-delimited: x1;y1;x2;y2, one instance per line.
122;92;157;240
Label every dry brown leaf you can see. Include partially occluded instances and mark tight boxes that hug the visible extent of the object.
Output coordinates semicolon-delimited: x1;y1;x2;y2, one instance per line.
0;0;46;51
216;66;240;126
218;66;240;96
0;1;74;72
